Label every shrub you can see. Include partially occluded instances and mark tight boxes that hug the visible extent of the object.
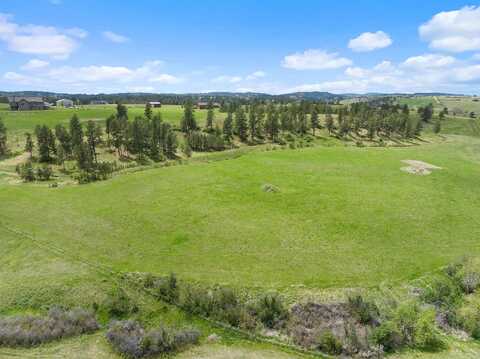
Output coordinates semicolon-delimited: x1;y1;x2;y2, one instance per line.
347;293;379;325
36;164;53;181
0;307;99;347
104;287;138;318
371;320;401;352
152;273;179;304
421;274;463;308
317;330;343;355
16;161;35;182
106;320;199;358
254;293;288;329
414;309;445;351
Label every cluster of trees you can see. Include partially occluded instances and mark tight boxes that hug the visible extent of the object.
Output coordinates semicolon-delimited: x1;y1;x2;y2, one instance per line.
105;103;178;162
0;118;7;157
23;115;114;183
188;101;424;146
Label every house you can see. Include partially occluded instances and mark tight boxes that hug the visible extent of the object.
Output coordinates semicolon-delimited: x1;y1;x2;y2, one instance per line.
90;100;108;105
148;101;162;108
8;96;48;111
56;99;74;108
196;102;220;109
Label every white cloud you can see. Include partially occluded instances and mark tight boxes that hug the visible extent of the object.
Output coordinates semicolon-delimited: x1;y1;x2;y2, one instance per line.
402;54;456;69
373;60;396;72
282;49;352;70
246;70;266;80
3;60;184;92
21;59;50;70
212;75;243;83
0;13;83;58
289;80;369;93
149;73;183;84
102;31;129;43
420;6;480;52
345;66;369;78
348;31;392;52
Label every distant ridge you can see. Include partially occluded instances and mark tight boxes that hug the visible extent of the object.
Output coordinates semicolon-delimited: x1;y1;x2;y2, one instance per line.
0;90;470;104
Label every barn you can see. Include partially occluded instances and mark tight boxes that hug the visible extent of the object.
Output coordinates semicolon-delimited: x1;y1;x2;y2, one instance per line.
148;101;162;108
8;96;49;111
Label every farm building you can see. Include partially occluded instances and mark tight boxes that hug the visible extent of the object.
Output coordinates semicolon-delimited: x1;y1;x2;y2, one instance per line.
148;101;162;108
8;96;49;111
90;100;108;105
56;99;74;108
196;101;220;109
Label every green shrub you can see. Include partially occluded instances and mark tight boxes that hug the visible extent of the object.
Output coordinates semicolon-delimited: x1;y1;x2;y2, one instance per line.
152;273;179;304
347;293;379;325
254;293;288;329
36;164;53;181
317;330;342;355
414;309;445;351
104;287;138;318
421;274;463;308
371;320;401;352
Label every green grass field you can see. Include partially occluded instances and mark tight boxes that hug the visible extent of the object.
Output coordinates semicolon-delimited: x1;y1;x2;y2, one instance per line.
2;103;480;357
0;104;224;153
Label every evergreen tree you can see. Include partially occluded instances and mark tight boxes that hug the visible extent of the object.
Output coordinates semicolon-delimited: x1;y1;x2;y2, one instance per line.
144;102;153;120
86;120;100;163
165;130;178;158
74;142;93;171
0;118;7;157
235;107;248;142
311;107;319;135
116;103;128;120
248;106;258;141
35;125;54;163
150;114;164;161
265;106;280;141
56;143;66;170
181;101;197;133
55;124;72;156
325;112;334;134
24;132;34;159
69;114;83;149
205;105;215;133
223;112;233;141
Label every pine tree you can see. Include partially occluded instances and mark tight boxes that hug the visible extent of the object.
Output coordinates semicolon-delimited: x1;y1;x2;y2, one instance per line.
144;102;153;120
24;132;34;159
223;112;234;142
69;114;83;149
206;105;214;133
181;101;197;133
55;124;72;156
86;120;99;163
0;118;7;157
248;106;257;141
235;107;248;142
165;130;177;158
311;107;319;135
265;106;280;141
325;112;334;134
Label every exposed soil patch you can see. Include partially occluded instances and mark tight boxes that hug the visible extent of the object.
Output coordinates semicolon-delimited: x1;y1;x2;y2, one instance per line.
400;159;442;175
0;152;29;168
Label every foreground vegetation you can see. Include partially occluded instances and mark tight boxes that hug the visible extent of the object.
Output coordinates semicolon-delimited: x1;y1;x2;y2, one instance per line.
1;95;480;357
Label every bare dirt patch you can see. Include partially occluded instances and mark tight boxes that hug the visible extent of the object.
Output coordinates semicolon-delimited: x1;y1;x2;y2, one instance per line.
400;160;442;175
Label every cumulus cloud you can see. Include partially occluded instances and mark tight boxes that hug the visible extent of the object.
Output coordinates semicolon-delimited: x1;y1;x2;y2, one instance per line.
246;70;266;80
212;75;243;83
21;59;50;70
401;54;456;69
345;66;369;78
3;59;183;92
348;31;392;52
282;49;352;70
149;73;183;84
419;6;480;52
0;13;85;59
102;31;129;43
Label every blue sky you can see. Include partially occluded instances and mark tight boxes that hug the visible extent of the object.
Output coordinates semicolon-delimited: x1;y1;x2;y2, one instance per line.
1;0;480;94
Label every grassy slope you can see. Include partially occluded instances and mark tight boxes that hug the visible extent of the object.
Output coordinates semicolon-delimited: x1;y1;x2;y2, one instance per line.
2;135;480;291
0;104;224;153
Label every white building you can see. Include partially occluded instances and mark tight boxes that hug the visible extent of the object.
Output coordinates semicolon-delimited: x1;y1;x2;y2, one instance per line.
56;99;74;108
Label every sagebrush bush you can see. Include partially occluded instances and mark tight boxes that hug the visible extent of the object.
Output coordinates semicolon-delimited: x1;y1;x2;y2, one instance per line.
317;330;343;355
104;287;138;318
254;293;288;329
0;307;99;347
106;320;199;358
347;293;379;325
